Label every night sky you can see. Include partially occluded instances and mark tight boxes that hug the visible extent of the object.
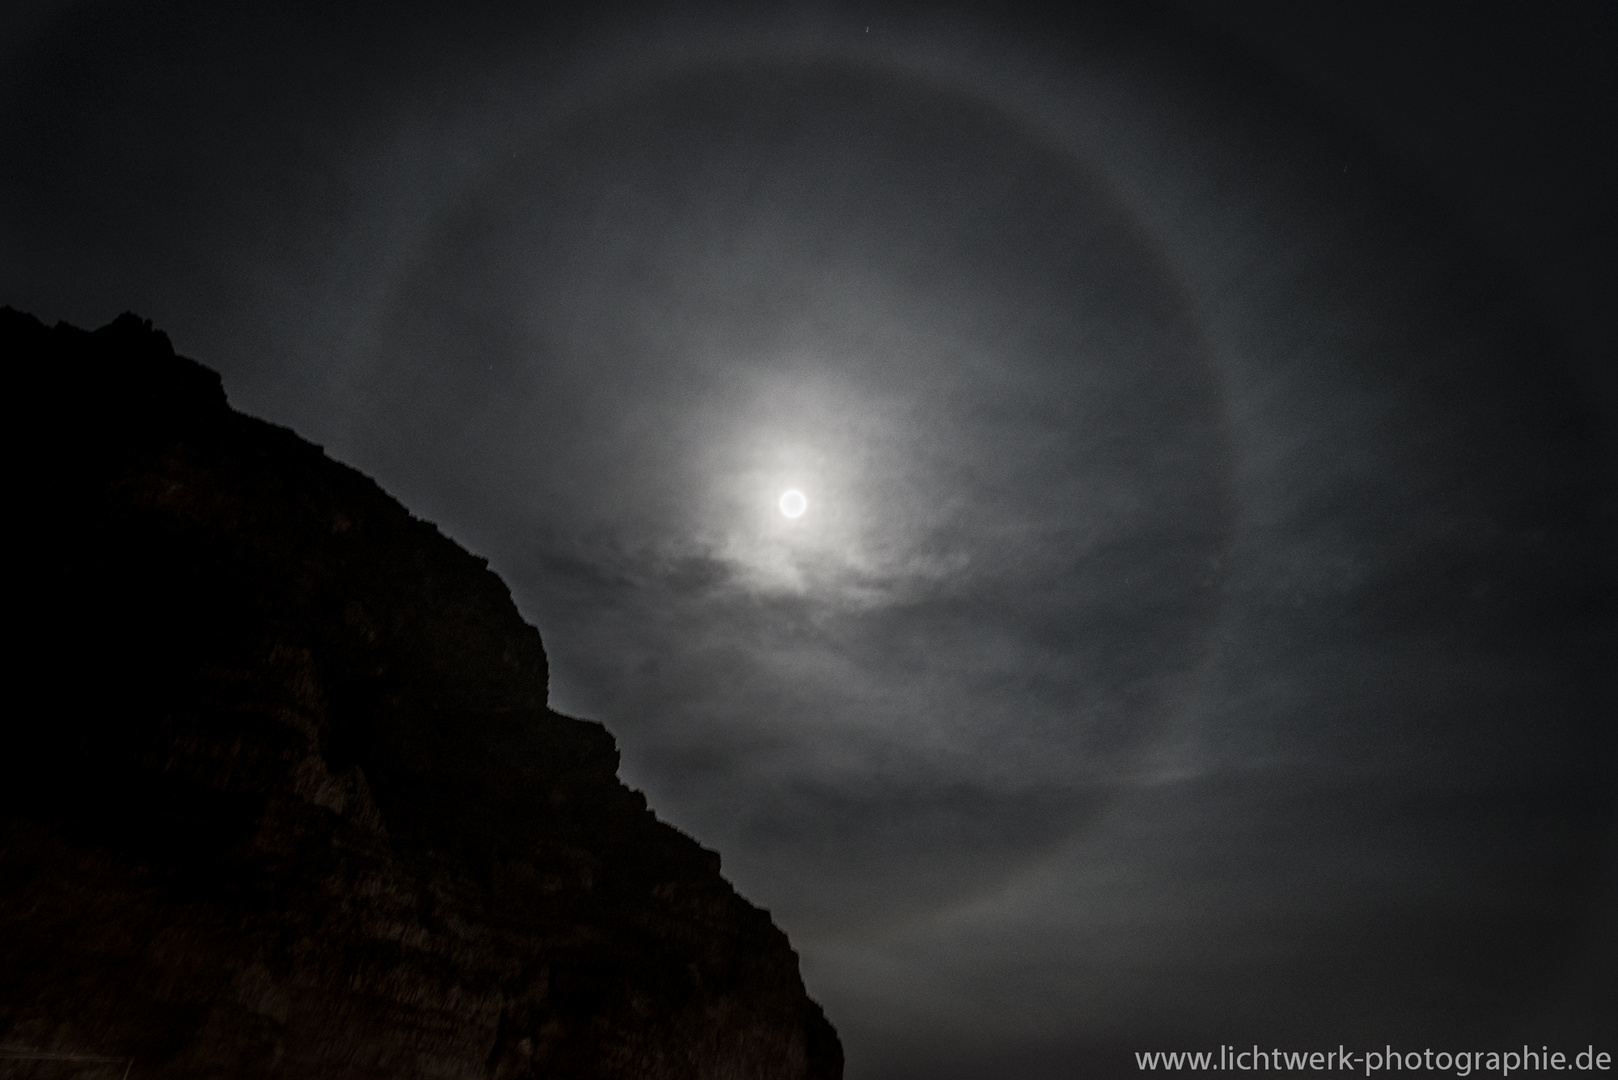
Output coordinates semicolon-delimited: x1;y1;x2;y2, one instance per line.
4;2;1615;1074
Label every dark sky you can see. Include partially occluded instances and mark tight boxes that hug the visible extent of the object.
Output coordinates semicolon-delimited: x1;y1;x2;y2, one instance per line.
4;1;1615;1073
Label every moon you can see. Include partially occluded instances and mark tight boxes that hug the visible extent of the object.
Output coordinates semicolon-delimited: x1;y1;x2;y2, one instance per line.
778;489;807;518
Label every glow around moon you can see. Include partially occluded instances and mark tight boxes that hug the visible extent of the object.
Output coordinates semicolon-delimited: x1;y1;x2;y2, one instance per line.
779;488;808;518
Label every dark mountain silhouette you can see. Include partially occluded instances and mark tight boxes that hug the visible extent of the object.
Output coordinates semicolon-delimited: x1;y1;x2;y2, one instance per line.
0;308;841;1080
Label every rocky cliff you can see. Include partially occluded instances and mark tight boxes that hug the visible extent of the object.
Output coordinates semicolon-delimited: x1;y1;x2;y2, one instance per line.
0;308;842;1080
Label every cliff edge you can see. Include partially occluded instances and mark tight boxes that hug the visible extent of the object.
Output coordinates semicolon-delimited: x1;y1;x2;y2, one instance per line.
0;308;842;1080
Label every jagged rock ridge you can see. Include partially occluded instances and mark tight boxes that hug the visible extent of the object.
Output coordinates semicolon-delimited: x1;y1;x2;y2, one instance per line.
0;308;842;1080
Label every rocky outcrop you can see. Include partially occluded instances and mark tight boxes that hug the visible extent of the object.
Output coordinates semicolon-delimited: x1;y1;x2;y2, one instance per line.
0;308;841;1080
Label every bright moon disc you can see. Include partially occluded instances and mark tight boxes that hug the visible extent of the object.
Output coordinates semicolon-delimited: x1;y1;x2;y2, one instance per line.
779;489;808;518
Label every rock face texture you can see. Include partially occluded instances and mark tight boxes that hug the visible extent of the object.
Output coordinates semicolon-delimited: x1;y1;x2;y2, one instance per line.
0;308;841;1080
